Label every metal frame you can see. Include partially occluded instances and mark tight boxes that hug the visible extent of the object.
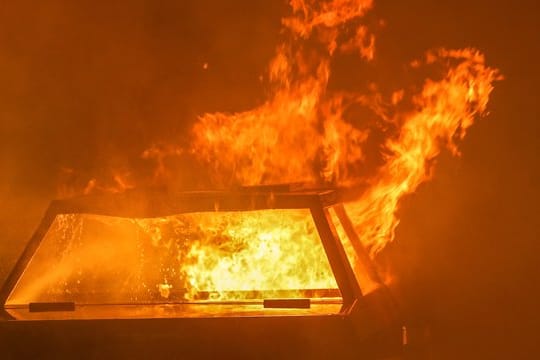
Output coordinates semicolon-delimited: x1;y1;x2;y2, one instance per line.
0;188;369;316
333;204;382;285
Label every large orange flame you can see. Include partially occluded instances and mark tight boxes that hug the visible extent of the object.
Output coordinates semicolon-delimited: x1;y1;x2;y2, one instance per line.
190;1;501;255
345;49;500;254
54;0;501;299
191;0;377;187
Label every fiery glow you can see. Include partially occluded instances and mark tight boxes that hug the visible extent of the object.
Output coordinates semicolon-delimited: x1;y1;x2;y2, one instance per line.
53;0;501;299
191;0;376;187
137;209;337;300
345;49;501;254
8;210;338;305
190;1;501;255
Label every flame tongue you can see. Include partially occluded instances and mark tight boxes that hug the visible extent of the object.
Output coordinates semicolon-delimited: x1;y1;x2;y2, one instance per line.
58;0;501;259
191;0;377;187
345;49;501;254
190;1;501;254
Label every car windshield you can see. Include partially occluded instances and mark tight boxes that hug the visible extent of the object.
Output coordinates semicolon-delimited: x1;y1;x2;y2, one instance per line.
7;209;340;309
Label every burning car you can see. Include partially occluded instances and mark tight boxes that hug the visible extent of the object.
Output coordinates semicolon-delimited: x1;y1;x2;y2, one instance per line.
1;185;404;359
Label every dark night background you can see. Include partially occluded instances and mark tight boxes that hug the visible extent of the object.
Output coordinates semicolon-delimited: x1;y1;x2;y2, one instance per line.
0;1;538;358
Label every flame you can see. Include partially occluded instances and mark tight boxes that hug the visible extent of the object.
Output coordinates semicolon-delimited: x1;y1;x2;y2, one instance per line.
159;209;337;300
346;49;501;254
191;0;377;187
51;0;501;300
57;167;136;198
9;210;338;304
190;1;501;256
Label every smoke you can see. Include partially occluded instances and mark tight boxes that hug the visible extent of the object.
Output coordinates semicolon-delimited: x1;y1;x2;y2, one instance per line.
0;0;284;281
0;1;500;259
2;1;539;357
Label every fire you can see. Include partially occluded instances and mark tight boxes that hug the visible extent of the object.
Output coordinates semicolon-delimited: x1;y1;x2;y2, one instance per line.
345;49;501;254
190;1;501;256
137;209;337;300
52;0;501;299
8;209;338;304
191;0;377;187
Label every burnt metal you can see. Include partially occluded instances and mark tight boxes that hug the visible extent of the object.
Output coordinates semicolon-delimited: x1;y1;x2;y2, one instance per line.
29;302;75;313
309;205;362;309
333;204;382;284
40;189;339;218
0;207;58;307
263;299;310;309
